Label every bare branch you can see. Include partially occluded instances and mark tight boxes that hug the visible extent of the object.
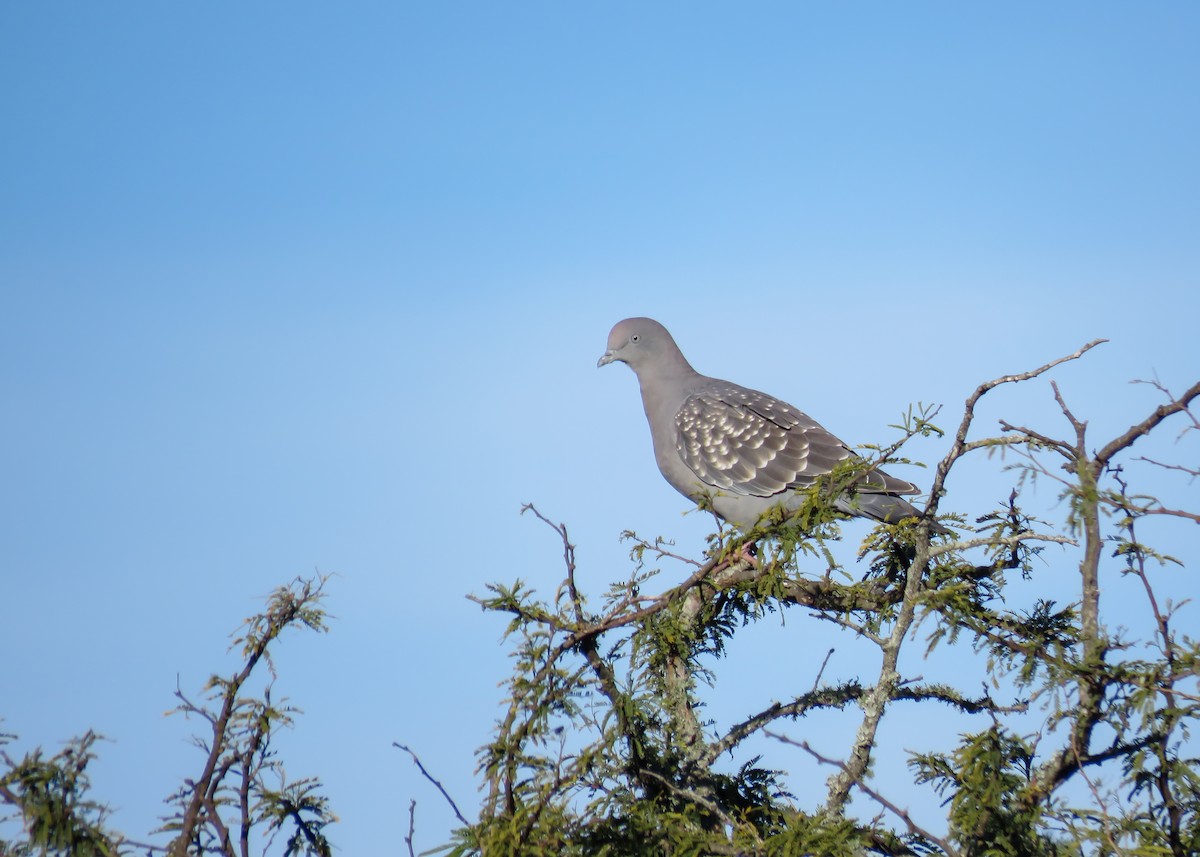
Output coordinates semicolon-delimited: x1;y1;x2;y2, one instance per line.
1117;502;1200;525
1096;379;1200;467
769;731;960;857
394;743;468;828
927;339;1107;518
1136;457;1200;480
405;799;417;857
995;421;1076;461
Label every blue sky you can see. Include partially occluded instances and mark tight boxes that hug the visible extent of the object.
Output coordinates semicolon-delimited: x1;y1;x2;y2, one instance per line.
2;3;1198;853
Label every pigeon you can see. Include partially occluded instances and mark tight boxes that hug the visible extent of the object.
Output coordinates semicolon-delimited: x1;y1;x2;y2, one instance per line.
597;317;941;533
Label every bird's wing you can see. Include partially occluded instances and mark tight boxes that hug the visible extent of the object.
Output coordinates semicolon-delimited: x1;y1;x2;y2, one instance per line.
673;383;917;497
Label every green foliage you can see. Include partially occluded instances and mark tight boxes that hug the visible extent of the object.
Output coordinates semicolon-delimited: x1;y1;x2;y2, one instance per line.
4;359;1198;857
445;363;1200;856
0;731;119;857
0;576;335;857
159;576;336;857
911;727;1058;857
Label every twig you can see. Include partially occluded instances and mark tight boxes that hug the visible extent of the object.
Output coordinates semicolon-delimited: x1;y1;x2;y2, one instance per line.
927;530;1076;560
394;743;468;827
167;577;329;857
1135;457;1199;479
638;768;737;832
705;681;866;766
404;799;418;857
812;648;835;691
769;731;960;857
1114;480;1187;853
927;338;1107;521
1069;728;1123;855
521;504;673;793
1096;379;1200;467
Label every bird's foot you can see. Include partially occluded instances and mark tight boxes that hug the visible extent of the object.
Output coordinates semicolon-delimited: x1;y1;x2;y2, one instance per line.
733;540;759;569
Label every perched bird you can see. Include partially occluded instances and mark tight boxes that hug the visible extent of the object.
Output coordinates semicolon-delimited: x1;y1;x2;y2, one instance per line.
598;317;940;532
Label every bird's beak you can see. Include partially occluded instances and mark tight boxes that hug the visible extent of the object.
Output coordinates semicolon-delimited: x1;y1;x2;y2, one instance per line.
597;350;615;368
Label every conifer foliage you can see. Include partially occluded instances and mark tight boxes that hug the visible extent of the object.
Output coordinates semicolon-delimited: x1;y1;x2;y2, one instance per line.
452;343;1200;857
3;346;1197;857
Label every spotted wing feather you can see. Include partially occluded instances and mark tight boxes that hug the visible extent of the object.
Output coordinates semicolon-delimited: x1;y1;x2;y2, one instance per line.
674;383;917;498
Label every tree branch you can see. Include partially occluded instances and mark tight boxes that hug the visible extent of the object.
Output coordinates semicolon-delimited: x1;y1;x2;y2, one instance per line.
770;732;960;857
394;743;468;828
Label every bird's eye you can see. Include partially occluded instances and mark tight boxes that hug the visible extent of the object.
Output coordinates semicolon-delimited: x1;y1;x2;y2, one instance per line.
630;334;640;343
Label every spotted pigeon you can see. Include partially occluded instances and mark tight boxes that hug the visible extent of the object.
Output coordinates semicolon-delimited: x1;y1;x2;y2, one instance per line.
598;317;940;532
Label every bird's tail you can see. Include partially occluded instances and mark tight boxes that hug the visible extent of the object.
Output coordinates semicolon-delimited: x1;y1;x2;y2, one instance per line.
839;493;951;536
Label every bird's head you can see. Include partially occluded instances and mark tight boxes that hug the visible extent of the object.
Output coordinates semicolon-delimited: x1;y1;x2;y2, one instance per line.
597;317;678;372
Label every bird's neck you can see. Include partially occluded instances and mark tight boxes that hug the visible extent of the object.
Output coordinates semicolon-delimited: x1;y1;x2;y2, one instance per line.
638;364;700;423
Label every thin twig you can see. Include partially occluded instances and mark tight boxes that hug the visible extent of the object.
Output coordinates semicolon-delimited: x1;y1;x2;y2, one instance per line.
1097;379;1200;467
768;731;959;857
927;338;1107;521
812;648;835;691
1069;728;1122;855
705;682;867;766
405;800;417;857
394;743;468;827
638;768;737;832
1136;457;1199;479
